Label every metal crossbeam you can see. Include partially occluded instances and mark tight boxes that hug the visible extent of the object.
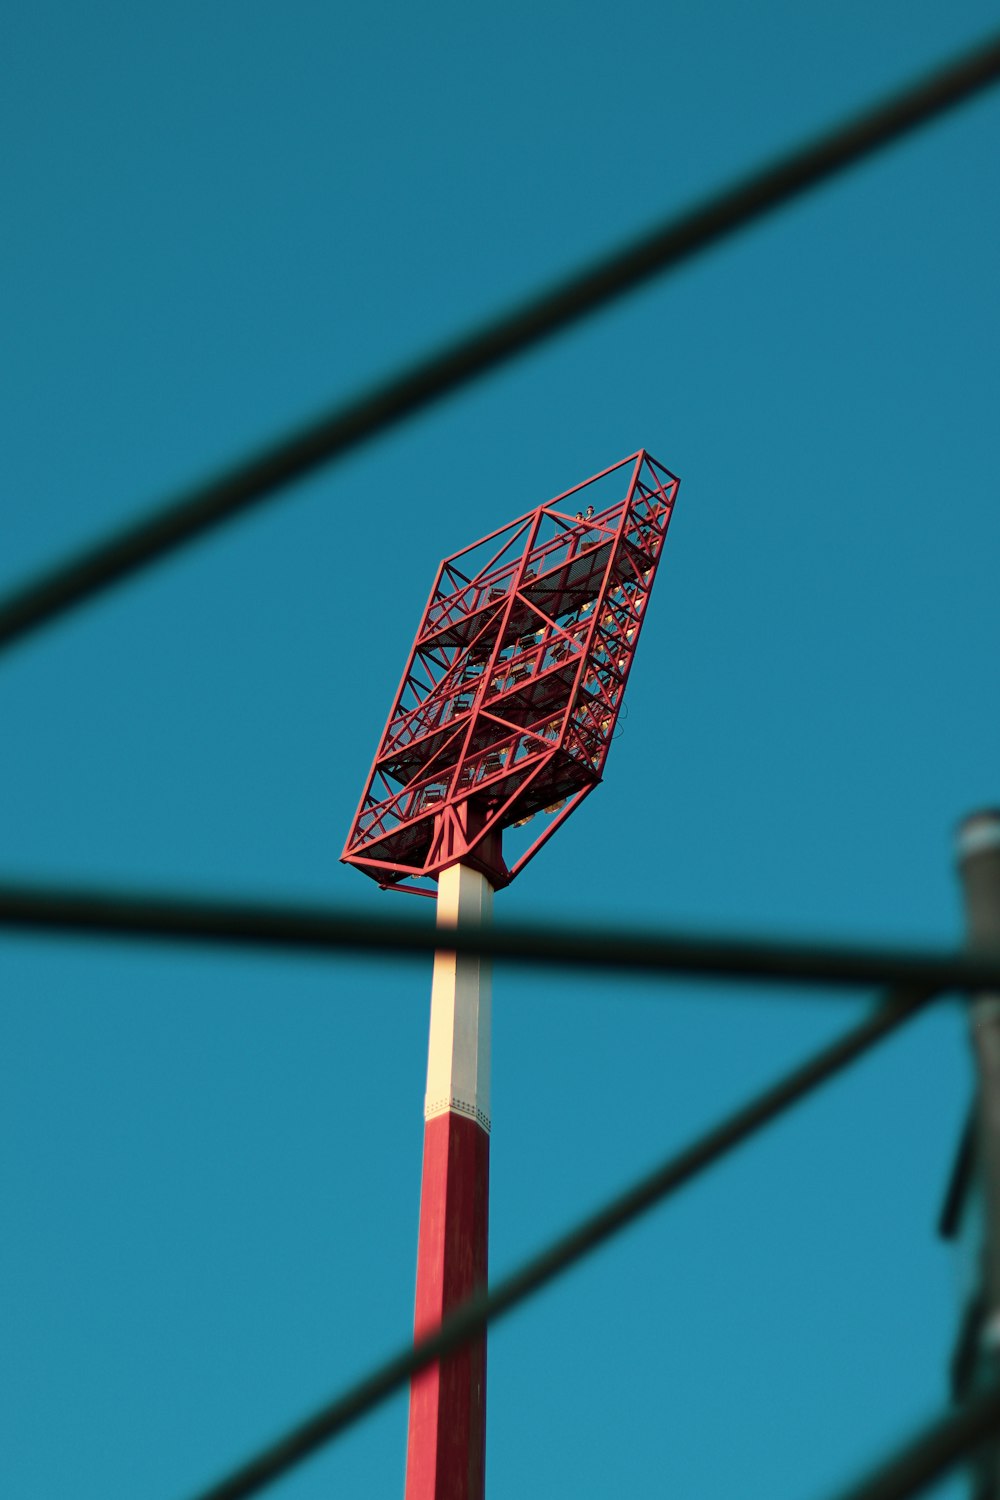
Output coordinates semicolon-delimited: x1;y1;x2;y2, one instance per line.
4;877;1000;994
1;28;997;1500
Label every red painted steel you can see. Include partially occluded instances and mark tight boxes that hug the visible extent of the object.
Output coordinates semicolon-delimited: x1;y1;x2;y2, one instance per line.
406;1112;489;1500
342;449;680;895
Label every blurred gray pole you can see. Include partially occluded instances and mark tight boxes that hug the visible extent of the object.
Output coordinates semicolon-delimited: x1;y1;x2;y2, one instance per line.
957;809;1000;1495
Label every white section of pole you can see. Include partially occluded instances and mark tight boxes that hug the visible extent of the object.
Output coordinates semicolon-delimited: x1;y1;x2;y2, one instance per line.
424;863;493;1132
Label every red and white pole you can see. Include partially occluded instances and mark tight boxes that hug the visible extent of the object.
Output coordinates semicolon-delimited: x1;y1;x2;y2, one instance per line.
405;861;492;1500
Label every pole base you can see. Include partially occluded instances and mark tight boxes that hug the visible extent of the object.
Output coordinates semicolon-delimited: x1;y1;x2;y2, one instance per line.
405;1110;489;1500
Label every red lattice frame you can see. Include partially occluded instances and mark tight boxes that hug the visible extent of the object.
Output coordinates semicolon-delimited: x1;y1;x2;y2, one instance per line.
341;450;679;895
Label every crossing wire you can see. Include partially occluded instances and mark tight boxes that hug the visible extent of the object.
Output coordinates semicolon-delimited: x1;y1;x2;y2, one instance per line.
830;1383;1000;1500
187;986;933;1500
0;30;997;656
0;27;996;1500
3;876;1000;994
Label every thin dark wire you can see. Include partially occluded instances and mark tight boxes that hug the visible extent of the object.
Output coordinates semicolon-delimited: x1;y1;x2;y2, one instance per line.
2;877;1000;995
2;32;999;655
829;1384;1000;1500
187;986;932;1500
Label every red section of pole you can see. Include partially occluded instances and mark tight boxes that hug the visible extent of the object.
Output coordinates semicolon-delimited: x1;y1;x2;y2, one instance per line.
405;1110;489;1500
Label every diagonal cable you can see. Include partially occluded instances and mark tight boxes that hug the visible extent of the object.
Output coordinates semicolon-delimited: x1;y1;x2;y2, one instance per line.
825;1383;1000;1500
1;32;999;655
186;985;933;1500
2;877;1000;994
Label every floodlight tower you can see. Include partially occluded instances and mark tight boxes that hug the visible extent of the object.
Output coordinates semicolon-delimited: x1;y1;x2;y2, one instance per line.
342;450;680;1500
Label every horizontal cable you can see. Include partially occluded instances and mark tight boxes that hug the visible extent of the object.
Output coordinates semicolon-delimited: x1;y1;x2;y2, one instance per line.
186;986;932;1500
830;1383;1000;1500
1;877;999;995
2;32;999;655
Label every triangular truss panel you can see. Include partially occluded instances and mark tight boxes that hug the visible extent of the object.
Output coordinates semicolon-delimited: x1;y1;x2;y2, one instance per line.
342;449;680;895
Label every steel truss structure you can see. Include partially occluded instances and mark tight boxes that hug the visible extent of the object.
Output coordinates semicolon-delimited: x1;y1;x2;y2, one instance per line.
342;451;679;894
1;30;999;1500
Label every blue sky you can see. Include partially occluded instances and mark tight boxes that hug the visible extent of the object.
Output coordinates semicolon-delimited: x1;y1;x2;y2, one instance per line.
1;3;999;1496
